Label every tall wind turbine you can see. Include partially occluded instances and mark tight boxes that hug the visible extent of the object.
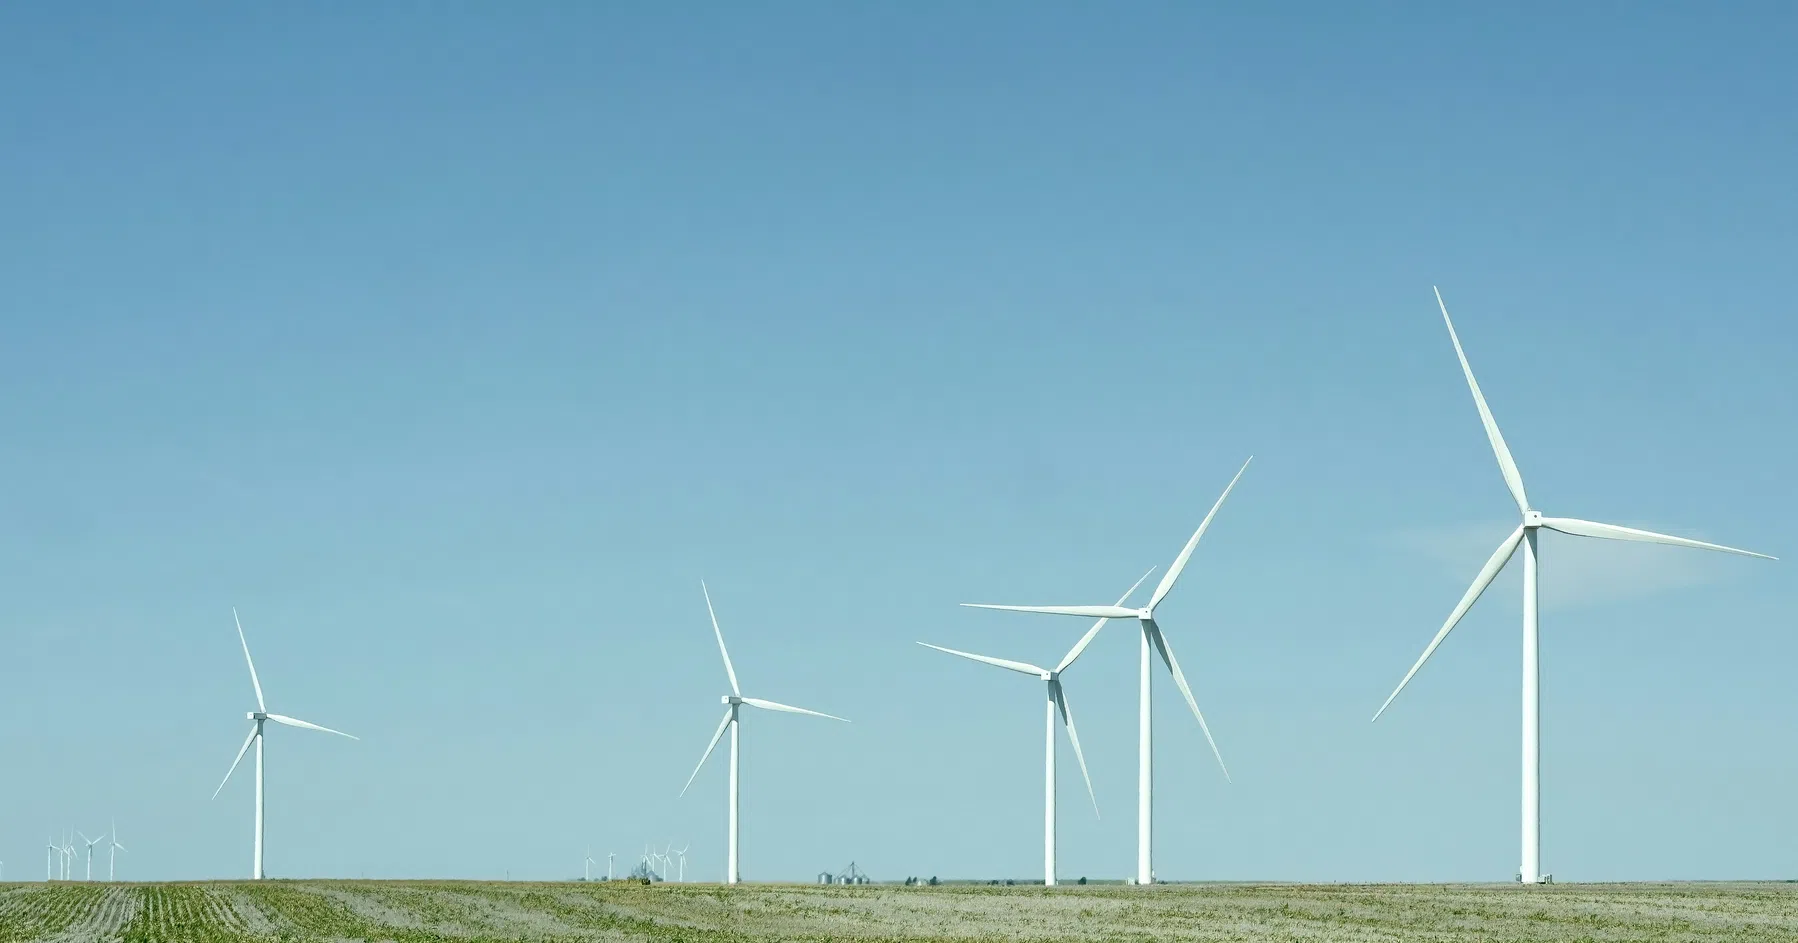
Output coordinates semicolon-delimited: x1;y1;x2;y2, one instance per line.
46;836;55;881
108;822;126;881
211;608;359;879
1374;287;1776;884
674;844;689;882
679;582;849;884
607;851;615;881
963;459;1249;884
924;566;1157;885
78;831;104;881
584;849;594;881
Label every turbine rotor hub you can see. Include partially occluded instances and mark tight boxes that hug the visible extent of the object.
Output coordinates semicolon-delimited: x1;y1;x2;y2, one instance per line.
1523;509;1543;528
248;711;268;721
722;695;743;705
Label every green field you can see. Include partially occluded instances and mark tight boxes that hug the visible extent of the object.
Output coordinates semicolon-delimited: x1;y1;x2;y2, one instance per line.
0;880;1793;942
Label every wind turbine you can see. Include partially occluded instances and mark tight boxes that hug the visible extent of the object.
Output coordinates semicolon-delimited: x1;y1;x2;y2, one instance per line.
924;566;1157;885
211;608;359;879
674;845;689;882
108;822;126;881
77;831;104;881
583;849;594;881
607;851;615;881
46;836;55;881
679;581;849;884
963;458;1249;884
60;833;74;881
1373;287;1777;884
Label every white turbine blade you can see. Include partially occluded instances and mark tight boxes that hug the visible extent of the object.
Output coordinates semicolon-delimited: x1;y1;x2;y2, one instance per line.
232;608;266;712
679;709;734;797
1052;681;1099;819
917;642;1045;677
211;725;258;799
960;604;1140;620
264;713;359;740
1373;524;1525;721
1146;621;1230;782
1148;456;1252;611
1540;517;1776;561
1435;286;1529;513
1057;565;1158;673
701;581;741;696
741;697;850;722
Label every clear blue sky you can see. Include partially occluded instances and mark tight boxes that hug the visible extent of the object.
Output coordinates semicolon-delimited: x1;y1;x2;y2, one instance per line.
1;4;1793;883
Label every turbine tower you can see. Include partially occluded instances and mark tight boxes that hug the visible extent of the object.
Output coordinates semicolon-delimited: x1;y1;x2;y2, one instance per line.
1374;287;1776;884
211;608;359;879
679;582;849;884
924;567;1157;884
584;849;594;881
607;851;615;881
963;458;1249;884
108;822;126;881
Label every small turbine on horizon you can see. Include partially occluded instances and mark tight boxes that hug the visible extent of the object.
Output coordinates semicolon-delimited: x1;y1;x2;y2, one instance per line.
923;566;1158;885
77;831;105;881
108;821;127;882
1373;287;1777;884
679;582;849;885
212;608;359;880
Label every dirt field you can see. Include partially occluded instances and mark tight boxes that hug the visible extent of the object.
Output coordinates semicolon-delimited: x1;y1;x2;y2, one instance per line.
0;880;1793;942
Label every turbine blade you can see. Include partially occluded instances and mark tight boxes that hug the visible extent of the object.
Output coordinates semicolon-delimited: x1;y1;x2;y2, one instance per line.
1436;286;1529;513
960;604;1139;620
233;608;266;712
211;725;258;800
741;697;849;722
1146;621;1230;782
702;581;741;695
1057;565;1158;673
1052;681;1099;819
264;714;359;740
1540;517;1776;561
1373;524;1525;721
679;709;733;798
917;642;1045;677
1148;457;1252;611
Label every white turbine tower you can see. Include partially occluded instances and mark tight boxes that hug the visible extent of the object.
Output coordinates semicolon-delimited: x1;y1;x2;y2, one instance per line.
108;822;126;881
679;582;849;885
963;458;1249;885
211;608;359;879
1374;287;1776;884
584;849;594;881
924;567;1157;885
77;831;104;881
674;845;689;882
46;836;55;882
607;851;615;881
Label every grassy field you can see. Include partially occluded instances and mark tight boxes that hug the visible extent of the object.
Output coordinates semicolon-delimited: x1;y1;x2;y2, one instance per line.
0;880;1793;942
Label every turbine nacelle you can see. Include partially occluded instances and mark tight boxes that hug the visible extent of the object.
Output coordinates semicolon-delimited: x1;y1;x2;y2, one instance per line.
722;695;743;706
1523;509;1543;528
248;711;269;721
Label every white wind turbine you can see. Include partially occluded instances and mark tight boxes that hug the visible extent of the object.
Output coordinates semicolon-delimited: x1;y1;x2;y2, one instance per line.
963;459;1250;884
674;844;689;882
924;566;1158;885
211;608;359;879
679;582;850;885
583;849;594;881
46;836;55;881
1374;287;1776;884
77;831;104;881
607;851;615;881
108;822;126;881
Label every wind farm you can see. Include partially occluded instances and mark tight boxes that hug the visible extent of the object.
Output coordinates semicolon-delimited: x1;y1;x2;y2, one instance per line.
3;5;1795;941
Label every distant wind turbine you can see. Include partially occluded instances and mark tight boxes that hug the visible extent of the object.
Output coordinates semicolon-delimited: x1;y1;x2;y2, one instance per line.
584;849;594;881
924;566;1157;885
607;851;615;881
1373;287;1776;884
108;822;126;881
680;582;849;884
674;844;689;882
46;836;55;882
212;608;359;879
77;832;104;881
963;458;1250;884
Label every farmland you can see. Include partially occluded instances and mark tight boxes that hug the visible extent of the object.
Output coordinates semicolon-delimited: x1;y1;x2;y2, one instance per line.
0;880;1793;941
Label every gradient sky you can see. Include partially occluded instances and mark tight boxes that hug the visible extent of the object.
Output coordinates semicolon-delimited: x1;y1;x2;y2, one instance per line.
1;4;1793;884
